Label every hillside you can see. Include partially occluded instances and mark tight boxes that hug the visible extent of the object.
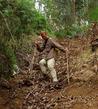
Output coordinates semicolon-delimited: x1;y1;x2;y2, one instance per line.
0;37;98;109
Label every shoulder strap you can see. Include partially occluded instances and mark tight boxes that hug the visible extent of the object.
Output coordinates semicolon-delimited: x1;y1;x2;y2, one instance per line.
43;38;49;48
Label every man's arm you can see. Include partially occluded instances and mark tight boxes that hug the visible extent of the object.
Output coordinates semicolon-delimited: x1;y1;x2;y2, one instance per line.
35;42;44;52
51;39;66;52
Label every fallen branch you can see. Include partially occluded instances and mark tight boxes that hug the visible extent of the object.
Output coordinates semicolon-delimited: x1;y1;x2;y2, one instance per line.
25;90;34;100
66;41;70;85
28;47;37;73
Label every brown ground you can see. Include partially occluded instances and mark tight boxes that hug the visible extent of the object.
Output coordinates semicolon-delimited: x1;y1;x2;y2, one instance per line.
0;37;98;109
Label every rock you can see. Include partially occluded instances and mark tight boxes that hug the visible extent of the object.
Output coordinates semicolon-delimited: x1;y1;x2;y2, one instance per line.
0;78;12;89
18;79;33;87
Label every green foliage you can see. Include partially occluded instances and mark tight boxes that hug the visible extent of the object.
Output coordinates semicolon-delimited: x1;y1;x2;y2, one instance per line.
55;22;89;38
89;7;98;21
0;0;49;78
41;0;89;30
66;23;89;38
0;42;17;78
54;29;67;38
0;0;47;40
31;11;46;33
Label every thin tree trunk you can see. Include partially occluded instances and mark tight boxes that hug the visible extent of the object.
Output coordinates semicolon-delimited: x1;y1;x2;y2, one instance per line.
73;0;76;23
0;11;15;42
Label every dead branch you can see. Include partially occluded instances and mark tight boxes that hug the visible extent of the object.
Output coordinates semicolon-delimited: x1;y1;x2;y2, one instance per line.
28;47;37;73
66;41;70;85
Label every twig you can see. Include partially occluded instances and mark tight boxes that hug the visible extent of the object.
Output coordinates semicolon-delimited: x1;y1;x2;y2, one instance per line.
28;47;37;73
25;90;34;100
66;41;70;85
66;48;70;84
23;85;38;105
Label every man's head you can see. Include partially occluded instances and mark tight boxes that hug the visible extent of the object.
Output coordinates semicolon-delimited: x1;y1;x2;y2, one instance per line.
40;31;48;40
35;36;43;46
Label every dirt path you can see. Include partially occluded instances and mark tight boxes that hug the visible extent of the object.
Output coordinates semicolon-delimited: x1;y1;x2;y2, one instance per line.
0;38;98;109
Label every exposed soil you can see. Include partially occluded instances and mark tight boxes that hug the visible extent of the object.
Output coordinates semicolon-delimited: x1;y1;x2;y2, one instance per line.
0;37;98;109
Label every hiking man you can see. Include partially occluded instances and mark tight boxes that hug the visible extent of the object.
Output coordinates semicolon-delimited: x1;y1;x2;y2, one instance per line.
35;32;67;83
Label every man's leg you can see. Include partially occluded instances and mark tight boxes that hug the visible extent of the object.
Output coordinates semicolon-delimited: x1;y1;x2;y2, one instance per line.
47;58;58;82
39;59;47;74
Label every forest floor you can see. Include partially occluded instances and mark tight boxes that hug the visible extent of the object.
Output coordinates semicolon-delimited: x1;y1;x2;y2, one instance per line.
0;37;98;109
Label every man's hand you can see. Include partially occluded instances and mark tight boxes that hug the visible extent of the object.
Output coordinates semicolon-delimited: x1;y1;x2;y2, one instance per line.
35;41;38;45
34;41;39;47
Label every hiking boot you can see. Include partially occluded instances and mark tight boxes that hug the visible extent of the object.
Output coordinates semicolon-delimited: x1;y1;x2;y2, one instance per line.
43;74;50;80
38;74;50;82
0;78;12;89
18;79;33;87
49;81;62;90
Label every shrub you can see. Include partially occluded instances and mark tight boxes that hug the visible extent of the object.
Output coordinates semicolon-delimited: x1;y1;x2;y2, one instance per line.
0;42;17;79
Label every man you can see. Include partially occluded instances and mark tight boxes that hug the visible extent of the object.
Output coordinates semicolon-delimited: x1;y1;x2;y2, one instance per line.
35;32;67;83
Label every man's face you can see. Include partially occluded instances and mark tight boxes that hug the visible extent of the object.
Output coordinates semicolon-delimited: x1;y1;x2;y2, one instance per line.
41;34;47;40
